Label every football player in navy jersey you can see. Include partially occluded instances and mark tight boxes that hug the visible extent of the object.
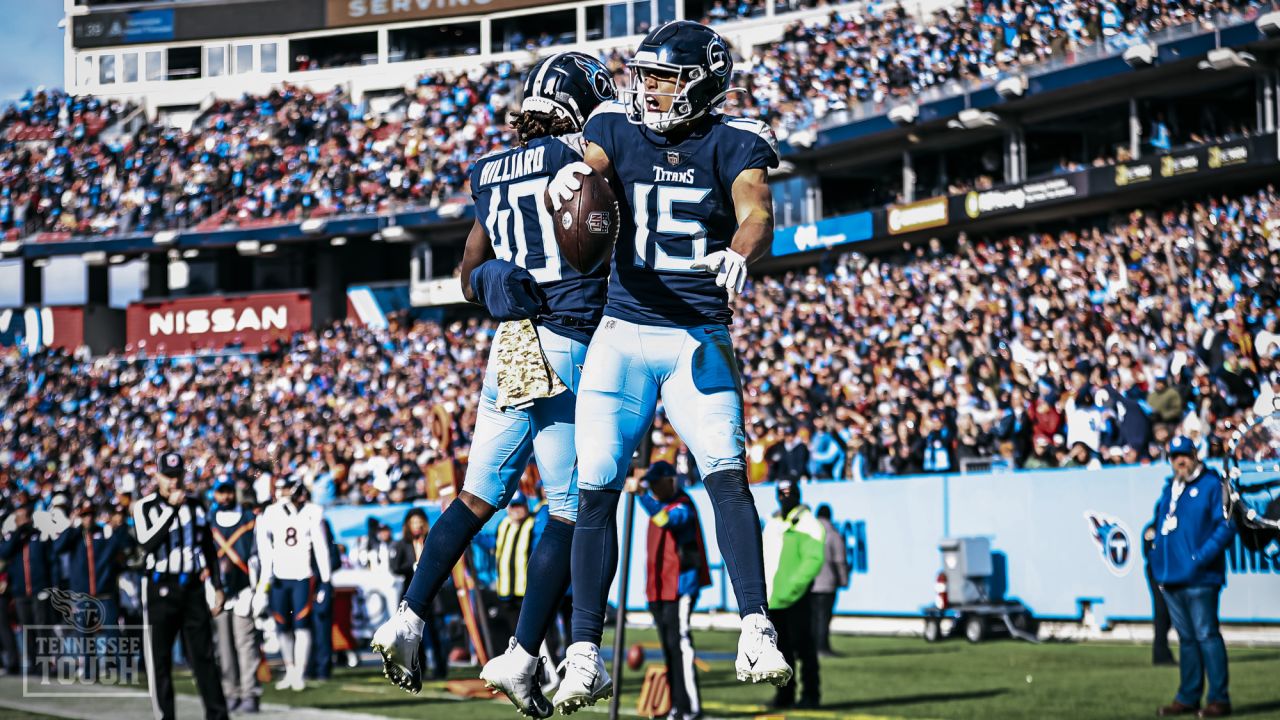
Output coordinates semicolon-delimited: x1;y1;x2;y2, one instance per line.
544;21;792;714
372;51;614;718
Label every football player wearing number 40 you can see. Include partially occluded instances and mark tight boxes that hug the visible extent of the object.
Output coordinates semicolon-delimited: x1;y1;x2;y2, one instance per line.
371;51;616;720
545;20;793;716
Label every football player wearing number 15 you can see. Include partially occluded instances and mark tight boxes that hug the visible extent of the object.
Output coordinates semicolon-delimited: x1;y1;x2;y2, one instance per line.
371;51;616;719
545;20;792;715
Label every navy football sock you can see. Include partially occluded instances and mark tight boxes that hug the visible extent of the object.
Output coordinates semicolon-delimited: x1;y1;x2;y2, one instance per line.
703;468;769;616
403;501;485;621
570;489;622;645
514;518;575;656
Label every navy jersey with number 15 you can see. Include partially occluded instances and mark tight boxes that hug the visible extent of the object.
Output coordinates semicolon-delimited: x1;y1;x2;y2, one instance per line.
469;133;609;343
584;102;779;327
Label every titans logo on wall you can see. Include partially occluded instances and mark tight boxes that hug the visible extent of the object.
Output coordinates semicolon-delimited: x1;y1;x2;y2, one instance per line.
1085;512;1133;577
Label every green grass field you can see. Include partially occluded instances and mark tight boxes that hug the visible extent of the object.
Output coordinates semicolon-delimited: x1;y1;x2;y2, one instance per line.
177;629;1280;720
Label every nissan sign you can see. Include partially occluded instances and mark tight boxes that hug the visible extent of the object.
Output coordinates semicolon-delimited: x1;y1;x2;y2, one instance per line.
127;292;311;353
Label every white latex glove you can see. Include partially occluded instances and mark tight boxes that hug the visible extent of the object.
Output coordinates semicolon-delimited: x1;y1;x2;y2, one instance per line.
691;249;749;301
251;589;269;618
547;161;592;212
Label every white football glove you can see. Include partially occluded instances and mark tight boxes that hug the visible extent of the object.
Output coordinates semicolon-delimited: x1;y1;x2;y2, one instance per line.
547;161;593;212
251;589;269;618
691;249;749;301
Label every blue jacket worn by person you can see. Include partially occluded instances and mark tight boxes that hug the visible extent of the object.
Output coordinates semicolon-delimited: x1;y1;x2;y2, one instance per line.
0;526;56;597
639;490;711;601
1150;466;1236;587
52;523;133;597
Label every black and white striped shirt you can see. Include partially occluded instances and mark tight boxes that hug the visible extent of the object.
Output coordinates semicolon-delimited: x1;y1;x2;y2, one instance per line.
132;493;222;589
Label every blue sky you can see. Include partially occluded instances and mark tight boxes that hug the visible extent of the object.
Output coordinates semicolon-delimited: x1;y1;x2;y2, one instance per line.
0;3;67;102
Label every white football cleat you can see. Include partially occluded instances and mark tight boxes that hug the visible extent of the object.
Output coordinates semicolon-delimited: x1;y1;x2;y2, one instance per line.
370;601;425;694
736;613;792;686
480;638;554;719
274;671;306;692
538;652;560;700
552;642;612;715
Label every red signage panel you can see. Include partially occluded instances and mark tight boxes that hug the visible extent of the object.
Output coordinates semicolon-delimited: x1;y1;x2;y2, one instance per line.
127;292;311;353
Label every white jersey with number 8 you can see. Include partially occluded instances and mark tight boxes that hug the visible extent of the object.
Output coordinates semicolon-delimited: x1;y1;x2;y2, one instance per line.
257;501;331;584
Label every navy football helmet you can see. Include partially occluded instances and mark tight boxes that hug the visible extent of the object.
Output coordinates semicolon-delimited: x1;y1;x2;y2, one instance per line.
521;51;617;130
624;21;735;133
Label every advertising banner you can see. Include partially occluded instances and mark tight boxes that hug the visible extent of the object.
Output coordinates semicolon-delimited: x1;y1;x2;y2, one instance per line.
772;211;874;257
72;10;174;47
73;0;323;48
887;196;948;235
327;0;546;27
615;466;1280;625
312;464;1279;626
126;291;311;353
0;307;85;352
1094;137;1270;194
957;173;1089;221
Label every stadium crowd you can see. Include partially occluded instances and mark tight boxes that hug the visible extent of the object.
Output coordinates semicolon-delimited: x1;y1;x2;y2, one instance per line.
3;185;1277;510
734;0;1261;142
0;0;1265;237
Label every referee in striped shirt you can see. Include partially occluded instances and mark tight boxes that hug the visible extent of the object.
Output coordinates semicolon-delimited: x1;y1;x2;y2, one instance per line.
132;451;229;720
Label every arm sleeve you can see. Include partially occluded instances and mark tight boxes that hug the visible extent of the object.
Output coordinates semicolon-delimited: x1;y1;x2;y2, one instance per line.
635;493;663;517
660;502;693;530
1194;478;1236;566
132;500;177;554
312;510;332;584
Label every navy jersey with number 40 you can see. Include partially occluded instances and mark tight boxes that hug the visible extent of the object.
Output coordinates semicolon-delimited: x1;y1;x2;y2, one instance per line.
584;102;779;327
469;134;609;343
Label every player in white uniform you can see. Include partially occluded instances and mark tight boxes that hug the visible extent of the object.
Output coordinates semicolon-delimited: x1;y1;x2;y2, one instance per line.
253;479;331;691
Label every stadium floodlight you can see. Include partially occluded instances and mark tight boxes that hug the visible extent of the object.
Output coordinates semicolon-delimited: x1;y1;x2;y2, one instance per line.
300;218;328;234
381;225;414;243
1198;49;1256;71
236;240;262;256
109;254;128;264
182;249;200;259
260;243;278;254
153;230;179;245
1123;43;1157;68
888;103;919;126
995;75;1026;99
1258;10;1280;36
330;236;348;247
82;251;108;266
947;109;1001;131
